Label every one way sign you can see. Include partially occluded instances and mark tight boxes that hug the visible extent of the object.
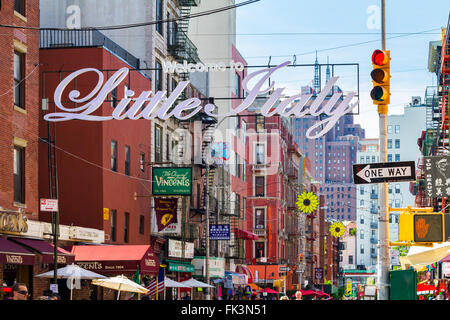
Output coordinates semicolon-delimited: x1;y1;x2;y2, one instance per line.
352;161;416;184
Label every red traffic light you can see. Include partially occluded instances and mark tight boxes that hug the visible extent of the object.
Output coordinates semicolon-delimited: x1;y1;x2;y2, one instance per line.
372;50;388;66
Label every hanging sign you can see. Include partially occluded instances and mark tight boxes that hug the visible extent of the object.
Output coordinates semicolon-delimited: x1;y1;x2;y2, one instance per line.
152;167;192;195
424;156;450;198
154;198;178;232
43;61;359;139
209;224;230;240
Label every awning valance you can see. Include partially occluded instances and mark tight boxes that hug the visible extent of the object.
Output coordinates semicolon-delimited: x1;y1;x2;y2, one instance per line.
235;228;258;240
236;265;253;283
71;245;159;275
10;237;75;265
0;238;35;265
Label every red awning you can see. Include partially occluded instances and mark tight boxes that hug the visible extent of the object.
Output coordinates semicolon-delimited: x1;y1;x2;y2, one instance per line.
236;265;253;283
0;238;35;265
10;237;75;265
261;287;279;294
71;245;159;275
440;254;450;262
235;228;258;240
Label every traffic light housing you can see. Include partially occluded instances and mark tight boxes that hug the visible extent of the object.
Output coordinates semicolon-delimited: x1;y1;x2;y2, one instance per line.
370;50;390;105
398;211;445;243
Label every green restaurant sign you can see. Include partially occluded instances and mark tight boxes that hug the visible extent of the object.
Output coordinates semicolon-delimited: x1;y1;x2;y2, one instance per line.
168;262;195;273
152;167;192;195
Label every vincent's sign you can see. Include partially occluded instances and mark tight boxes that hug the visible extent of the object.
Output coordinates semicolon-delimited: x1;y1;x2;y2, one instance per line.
44;61;358;139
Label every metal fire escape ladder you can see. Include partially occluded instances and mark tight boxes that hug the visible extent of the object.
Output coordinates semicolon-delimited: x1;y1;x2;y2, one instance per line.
439;17;450;211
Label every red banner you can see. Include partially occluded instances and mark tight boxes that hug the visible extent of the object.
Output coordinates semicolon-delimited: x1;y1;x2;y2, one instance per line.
154;198;178;232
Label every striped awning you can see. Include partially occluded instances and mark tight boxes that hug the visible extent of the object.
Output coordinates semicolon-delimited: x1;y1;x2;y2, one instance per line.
236;265;253;283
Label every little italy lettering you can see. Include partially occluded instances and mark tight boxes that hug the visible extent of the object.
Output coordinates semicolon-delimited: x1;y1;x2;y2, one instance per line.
44;61;358;139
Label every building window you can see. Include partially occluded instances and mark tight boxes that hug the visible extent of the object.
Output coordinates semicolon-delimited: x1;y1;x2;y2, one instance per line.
395;125;400;134
235;72;241;96
360;230;364;240
255;143;265;164
395;199;401;208
395;154;400;162
242;160;246;182
111;210;117;242
13;146;25;203
139;215;145;235
155;59;163;92
387;125;393;134
14;51;24;109
111;140;117;172
360;216;364;224
156;0;163;35
256;115;264;132
395;184;400;194
395;139;400;148
155;125;162;163
349;255;353;265
235;194;240;217
255;209;265;229
166;133;170;162
387;139;392;149
124;212;129;243
255;242;265;259
255;176;265;196
14;0;25;16
140;153;145;172
360;245;364;254
387;154;392;162
235;154;241;178
125;146;130;176
111;88;117;108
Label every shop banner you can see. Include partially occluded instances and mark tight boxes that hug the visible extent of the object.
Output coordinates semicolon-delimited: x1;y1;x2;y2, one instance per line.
154;198;178;232
152;167;192;195
168;239;194;259
424;156;450;198
209;224;230;240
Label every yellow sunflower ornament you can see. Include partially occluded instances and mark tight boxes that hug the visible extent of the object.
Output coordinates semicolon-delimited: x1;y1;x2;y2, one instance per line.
296;191;319;214
330;222;345;238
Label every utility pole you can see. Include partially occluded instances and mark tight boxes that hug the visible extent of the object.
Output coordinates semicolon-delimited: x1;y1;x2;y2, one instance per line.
377;0;390;300
205;163;211;300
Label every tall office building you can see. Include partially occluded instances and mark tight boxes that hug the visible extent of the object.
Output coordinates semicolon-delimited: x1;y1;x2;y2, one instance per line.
293;61;365;221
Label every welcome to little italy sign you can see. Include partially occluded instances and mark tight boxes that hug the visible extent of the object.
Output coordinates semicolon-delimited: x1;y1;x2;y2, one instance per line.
44;61;358;140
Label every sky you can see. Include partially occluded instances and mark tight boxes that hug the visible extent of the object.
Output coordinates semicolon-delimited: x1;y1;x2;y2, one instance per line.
235;0;450;138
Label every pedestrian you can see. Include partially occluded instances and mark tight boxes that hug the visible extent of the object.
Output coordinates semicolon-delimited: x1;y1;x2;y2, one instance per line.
12;283;29;301
295;291;303;300
50;293;61;300
280;295;289;300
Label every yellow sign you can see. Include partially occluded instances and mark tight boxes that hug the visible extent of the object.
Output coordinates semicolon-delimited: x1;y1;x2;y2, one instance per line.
346;280;353;295
367;277;374;285
103;208;109;221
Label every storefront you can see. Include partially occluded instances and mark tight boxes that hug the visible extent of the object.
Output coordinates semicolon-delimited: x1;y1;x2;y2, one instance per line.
70;244;159;300
192;256;225;300
0;209;99;299
164;239;195;300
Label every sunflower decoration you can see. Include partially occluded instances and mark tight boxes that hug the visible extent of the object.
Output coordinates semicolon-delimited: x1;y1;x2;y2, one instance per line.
296;191;319;215
330;222;345;238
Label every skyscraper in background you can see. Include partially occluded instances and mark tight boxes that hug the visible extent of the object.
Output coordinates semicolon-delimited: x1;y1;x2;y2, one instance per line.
293;59;365;221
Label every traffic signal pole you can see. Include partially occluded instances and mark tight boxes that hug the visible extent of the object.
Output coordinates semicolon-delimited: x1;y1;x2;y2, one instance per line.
377;0;390;300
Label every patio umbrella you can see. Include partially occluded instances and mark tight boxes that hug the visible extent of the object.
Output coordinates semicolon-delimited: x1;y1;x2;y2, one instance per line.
165;277;192;288
92;275;149;300
181;278;214;300
260;287;279;294
180;278;214;288
35;263;106;300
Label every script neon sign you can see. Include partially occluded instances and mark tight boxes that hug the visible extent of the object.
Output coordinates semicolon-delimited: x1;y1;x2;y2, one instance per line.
44;61;358;139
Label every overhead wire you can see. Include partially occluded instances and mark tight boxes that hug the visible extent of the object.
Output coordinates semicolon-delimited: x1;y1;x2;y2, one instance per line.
0;0;261;31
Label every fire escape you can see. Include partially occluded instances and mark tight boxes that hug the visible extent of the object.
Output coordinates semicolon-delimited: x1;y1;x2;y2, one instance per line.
168;0;201;83
438;16;450;211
